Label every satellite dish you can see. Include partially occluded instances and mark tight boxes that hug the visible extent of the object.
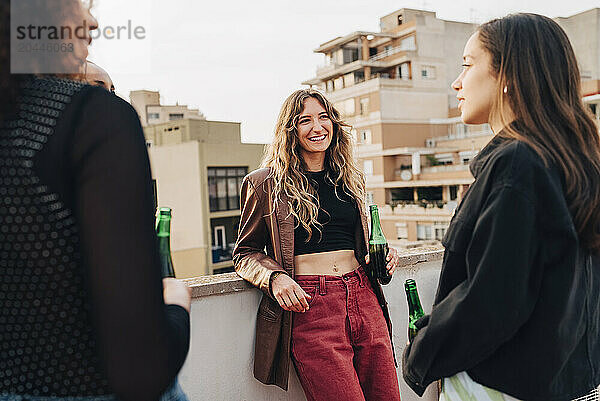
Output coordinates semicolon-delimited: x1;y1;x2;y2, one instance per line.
400;170;412;181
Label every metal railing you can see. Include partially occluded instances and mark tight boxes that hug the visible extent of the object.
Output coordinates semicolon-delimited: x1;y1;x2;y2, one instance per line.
369;45;409;61
390;200;447;209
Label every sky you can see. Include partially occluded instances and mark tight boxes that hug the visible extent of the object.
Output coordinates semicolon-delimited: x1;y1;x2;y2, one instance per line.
87;0;600;144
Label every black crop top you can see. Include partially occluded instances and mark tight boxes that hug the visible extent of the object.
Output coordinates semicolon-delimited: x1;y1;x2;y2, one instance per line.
294;170;358;255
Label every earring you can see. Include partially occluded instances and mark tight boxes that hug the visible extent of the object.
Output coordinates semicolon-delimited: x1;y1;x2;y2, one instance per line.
503;86;508;94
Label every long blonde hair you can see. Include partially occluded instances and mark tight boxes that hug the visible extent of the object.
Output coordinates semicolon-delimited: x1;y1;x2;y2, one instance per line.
262;89;365;241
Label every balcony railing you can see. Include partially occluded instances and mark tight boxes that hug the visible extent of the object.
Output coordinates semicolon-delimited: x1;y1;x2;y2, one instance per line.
316;62;340;76
178;250;444;401
370;72;411;82
369;45;410;61
420;164;470;174
390;200;447;209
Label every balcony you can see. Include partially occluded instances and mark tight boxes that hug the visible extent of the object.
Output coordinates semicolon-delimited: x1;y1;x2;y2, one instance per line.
389;164;472;187
178;250;444;401
381;201;457;221
316;62;341;77
369;45;410;62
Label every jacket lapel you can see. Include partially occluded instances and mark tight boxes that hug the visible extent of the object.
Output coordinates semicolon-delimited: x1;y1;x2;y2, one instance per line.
358;198;369;249
275;191;295;275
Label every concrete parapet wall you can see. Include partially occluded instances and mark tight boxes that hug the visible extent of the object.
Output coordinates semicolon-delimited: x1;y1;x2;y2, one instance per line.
179;250;444;401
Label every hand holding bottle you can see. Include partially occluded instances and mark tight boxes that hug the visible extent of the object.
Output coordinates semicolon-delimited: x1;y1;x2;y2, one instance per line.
365;247;400;275
163;278;191;313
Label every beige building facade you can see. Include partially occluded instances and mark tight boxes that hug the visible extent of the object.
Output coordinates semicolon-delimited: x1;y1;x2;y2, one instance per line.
303;8;480;246
130;90;206;128
304;7;600;247
131;91;265;277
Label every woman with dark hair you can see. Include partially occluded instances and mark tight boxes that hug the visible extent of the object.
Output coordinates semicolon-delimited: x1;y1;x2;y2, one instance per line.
402;13;600;401
233;89;402;400
0;1;190;400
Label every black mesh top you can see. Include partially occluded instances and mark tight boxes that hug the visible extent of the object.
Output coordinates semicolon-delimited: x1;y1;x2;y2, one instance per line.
0;77;190;400
294;170;359;255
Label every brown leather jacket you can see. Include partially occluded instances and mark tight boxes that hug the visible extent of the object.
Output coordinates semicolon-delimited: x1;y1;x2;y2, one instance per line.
233;168;395;390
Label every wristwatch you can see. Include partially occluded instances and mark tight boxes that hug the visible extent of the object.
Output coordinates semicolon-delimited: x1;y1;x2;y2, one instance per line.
269;271;285;296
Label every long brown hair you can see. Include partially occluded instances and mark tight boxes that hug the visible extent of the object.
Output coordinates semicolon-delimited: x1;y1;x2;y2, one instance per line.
0;0;89;120
478;13;600;254
262;89;365;241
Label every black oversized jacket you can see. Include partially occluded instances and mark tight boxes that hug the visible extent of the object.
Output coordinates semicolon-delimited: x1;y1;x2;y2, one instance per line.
403;132;600;401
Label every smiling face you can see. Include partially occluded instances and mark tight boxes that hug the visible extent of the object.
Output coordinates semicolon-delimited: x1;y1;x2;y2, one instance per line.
452;32;499;125
296;97;334;163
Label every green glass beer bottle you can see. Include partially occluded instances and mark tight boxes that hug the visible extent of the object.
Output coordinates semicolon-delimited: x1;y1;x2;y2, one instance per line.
405;279;425;342
368;204;391;285
156;207;176;278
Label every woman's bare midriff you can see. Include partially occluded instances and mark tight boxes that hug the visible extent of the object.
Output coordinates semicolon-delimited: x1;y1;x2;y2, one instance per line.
294;249;361;276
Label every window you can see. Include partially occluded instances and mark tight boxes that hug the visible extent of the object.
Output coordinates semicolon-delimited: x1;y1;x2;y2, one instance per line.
148;113;160;120
326;80;334;92
434;153;453;165
396;222;408;239
360;97;369;116
433;222;447;240
343;73;355;88
417;186;443;201
363;160;374;175
169;113;184;120
581;70;592;80
391;187;414;202
399;36;416;51
334;99;355;118
459;150;478;164
214;226;226;249
366;191;374;205
354;70;365;84
397;62;410;80
208;167;247;212
421;65;437;80
397;14;404;25
417;224;433;240
358;129;372;144
450;185;458;201
210;216;240;265
333;76;344;91
342;48;359;64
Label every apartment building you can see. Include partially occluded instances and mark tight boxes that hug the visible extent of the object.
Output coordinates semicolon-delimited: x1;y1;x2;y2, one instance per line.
130;90;206;128
131;91;265;277
304;7;600;247
303;8;480;246
557;8;600;123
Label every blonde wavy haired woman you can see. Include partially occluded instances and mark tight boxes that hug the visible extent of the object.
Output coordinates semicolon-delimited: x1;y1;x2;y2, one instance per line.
233;89;402;400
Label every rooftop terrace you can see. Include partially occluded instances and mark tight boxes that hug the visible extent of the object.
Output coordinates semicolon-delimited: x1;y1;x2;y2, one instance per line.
177;249;445;401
